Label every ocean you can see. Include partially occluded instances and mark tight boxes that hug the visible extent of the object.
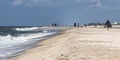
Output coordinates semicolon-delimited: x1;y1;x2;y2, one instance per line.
0;26;58;60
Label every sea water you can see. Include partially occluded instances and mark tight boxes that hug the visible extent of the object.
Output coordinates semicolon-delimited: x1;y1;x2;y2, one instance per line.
0;26;57;60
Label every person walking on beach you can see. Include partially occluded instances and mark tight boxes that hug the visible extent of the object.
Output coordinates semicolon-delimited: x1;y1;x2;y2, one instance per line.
74;23;77;27
77;23;80;27
105;19;112;30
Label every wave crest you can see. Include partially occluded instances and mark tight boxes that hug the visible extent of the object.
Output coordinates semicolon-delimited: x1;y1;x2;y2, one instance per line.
15;27;40;31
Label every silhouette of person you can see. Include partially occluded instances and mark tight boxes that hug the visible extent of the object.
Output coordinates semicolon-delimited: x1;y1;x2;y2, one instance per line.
54;23;57;26
74;23;77;27
105;19;112;30
77;23;79;27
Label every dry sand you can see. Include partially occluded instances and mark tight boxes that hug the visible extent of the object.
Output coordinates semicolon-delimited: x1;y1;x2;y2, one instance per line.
10;28;120;60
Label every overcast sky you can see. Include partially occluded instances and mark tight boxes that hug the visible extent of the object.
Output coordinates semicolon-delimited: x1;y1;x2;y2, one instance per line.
0;0;120;26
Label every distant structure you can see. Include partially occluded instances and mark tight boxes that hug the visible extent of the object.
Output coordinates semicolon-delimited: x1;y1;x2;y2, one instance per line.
112;22;118;25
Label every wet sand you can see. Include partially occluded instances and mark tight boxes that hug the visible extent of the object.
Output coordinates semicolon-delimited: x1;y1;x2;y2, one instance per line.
10;28;120;60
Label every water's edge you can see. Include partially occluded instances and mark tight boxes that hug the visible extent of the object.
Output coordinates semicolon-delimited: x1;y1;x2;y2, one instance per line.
8;30;64;60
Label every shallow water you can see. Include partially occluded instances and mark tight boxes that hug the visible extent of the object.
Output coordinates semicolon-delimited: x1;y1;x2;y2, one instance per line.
0;26;58;60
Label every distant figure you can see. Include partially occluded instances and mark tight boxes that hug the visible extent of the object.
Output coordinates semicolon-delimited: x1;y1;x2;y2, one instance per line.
95;24;97;28
74;23;77;27
51;23;57;26
77;23;80;27
84;24;87;28
54;23;57;26
80;23;83;28
105;19;112;30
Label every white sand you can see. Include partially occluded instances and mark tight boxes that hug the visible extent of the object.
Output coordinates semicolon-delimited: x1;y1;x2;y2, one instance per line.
10;28;120;60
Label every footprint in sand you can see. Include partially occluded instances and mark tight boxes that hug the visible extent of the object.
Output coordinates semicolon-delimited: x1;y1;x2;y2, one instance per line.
73;54;77;57
57;54;69;60
57;58;69;60
60;54;64;57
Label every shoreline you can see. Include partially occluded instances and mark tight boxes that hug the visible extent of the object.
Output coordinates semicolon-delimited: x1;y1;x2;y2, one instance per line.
9;27;73;60
10;28;120;60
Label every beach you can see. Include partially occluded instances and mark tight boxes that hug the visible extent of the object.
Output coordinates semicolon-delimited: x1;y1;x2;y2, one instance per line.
10;27;120;60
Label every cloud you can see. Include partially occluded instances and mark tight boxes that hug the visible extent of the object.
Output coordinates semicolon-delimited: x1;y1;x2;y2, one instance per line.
88;0;120;9
75;0;83;3
12;0;83;6
103;0;120;8
12;0;120;9
29;0;52;6
89;0;102;8
12;0;24;5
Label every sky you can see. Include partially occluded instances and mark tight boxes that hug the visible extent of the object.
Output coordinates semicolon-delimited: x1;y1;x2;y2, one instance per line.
0;0;120;26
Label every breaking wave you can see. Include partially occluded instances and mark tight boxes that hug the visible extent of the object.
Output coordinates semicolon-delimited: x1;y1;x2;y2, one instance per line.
15;27;40;31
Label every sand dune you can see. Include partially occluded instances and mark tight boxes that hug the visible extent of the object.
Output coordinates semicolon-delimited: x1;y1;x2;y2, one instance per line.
10;28;120;60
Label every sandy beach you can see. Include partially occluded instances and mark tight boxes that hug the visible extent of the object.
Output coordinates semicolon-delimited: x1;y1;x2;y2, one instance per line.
10;27;120;60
